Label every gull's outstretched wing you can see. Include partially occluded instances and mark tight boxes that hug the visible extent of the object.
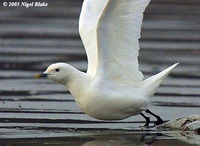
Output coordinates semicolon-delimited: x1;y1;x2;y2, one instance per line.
96;0;151;85
79;0;107;76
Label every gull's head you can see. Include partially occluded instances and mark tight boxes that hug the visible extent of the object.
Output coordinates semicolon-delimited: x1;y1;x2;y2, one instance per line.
35;63;72;85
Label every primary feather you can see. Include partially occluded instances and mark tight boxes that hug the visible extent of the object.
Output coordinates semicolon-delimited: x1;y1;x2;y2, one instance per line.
80;0;150;85
79;0;108;76
96;0;151;85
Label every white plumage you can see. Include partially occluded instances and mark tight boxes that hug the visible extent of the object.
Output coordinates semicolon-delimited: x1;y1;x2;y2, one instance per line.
36;0;178;124
79;0;148;84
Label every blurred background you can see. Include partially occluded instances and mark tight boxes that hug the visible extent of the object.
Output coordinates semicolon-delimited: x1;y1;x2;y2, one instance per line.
0;0;200;145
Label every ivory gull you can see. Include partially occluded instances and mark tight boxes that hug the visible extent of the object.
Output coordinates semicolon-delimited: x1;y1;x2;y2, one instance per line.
35;0;178;126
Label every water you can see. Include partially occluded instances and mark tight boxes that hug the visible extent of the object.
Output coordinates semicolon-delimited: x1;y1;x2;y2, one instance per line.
0;0;200;145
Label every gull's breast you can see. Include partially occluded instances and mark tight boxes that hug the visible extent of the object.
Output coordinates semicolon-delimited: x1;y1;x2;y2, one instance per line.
76;85;150;120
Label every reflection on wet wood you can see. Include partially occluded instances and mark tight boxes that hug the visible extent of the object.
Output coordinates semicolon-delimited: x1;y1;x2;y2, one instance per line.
0;0;200;145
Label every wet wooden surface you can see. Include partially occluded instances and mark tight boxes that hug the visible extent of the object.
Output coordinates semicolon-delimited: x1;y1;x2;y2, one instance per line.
0;0;200;145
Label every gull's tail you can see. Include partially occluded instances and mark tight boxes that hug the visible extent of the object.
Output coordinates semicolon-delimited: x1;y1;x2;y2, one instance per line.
141;63;179;96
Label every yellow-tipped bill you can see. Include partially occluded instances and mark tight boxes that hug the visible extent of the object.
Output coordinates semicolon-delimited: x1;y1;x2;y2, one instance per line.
35;74;42;78
35;73;48;78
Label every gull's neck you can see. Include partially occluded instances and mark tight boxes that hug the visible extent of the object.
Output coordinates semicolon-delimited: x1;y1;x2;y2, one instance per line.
65;67;91;100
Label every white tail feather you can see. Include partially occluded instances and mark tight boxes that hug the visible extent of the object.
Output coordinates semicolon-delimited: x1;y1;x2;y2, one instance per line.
142;63;179;96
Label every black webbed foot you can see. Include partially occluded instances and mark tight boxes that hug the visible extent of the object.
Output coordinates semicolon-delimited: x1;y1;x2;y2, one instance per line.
140;113;150;127
140;109;163;127
145;109;163;126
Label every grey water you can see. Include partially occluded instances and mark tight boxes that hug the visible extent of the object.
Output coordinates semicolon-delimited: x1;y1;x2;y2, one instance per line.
0;0;200;145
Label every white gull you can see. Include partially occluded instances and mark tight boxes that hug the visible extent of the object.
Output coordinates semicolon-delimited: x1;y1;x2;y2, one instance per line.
35;0;178;126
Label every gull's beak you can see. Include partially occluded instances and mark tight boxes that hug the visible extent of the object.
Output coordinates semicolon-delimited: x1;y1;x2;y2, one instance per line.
35;73;49;79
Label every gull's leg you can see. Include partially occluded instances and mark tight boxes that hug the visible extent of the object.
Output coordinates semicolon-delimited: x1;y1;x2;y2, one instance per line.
145;109;163;126
140;113;150;127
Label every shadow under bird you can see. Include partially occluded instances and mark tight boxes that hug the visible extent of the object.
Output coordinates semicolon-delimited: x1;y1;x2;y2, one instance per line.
35;0;178;127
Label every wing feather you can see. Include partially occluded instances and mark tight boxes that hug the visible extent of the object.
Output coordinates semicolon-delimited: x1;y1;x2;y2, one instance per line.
79;0;150;85
79;0;107;76
96;0;150;85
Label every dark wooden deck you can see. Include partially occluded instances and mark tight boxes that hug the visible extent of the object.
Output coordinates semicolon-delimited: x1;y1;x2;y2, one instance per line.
0;0;200;145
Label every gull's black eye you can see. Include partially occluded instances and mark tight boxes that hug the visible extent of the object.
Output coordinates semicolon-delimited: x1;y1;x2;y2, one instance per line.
55;69;60;72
